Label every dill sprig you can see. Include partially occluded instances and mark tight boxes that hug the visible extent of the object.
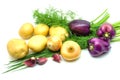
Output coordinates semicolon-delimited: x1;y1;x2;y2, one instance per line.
33;7;76;32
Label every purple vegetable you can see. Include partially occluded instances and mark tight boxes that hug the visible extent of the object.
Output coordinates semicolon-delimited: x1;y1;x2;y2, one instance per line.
69;20;90;36
88;38;111;57
24;57;36;67
52;53;61;63
97;23;116;40
37;57;47;65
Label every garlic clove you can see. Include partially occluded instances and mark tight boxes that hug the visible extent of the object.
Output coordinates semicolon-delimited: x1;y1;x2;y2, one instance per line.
52;53;61;63
37;57;47;65
24;57;36;67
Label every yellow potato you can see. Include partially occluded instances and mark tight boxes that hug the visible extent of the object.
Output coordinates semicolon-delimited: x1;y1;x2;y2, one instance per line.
19;23;34;39
7;39;29;59
49;26;69;41
28;35;47;52
34;24;49;36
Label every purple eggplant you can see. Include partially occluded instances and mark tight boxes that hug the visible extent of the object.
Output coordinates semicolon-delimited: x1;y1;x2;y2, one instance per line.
97;23;116;41
68;20;90;36
88;38;111;57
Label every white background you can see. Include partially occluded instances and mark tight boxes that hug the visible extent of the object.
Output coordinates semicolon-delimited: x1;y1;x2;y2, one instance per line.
0;0;120;80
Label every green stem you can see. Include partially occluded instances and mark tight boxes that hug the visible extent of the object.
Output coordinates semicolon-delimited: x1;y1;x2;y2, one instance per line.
3;64;24;73
91;9;108;23
112;21;120;27
96;13;110;25
91;13;109;27
15;66;27;72
9;49;53;63
111;38;120;42
7;62;24;68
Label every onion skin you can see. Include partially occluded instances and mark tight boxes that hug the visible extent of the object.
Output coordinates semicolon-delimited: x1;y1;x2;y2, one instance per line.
69;20;90;36
97;23;116;41
88;38;110;57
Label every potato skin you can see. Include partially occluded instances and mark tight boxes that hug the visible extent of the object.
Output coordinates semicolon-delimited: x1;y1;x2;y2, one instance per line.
28;35;47;52
7;39;29;59
34;24;49;36
19;23;34;39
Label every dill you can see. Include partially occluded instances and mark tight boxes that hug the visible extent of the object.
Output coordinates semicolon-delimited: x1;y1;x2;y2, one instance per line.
33;7;76;32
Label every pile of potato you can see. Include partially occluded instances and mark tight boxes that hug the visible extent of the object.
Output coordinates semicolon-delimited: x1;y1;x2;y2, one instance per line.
7;23;69;59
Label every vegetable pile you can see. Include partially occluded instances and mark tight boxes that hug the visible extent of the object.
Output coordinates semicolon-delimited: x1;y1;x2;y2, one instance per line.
4;7;120;73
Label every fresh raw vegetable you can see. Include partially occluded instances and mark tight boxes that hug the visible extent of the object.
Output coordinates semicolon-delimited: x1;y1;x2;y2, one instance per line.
47;36;62;51
37;57;48;65
69;20;90;36
33;8;110;49
61;41;81;61
24;57;47;66
28;35;47;52
24;57;36;67
19;23;34;39
34;23;49;36
4;7;120;73
52;53;61;63
33;7;75;30
88;38;110;57
7;39;29;59
97;23;116;41
4;48;55;73
49;26;69;41
66;9;110;49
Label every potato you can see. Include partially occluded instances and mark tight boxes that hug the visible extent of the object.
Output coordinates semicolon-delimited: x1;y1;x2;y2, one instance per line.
19;23;34;39
7;39;29;59
28;35;47;52
34;24;49;36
